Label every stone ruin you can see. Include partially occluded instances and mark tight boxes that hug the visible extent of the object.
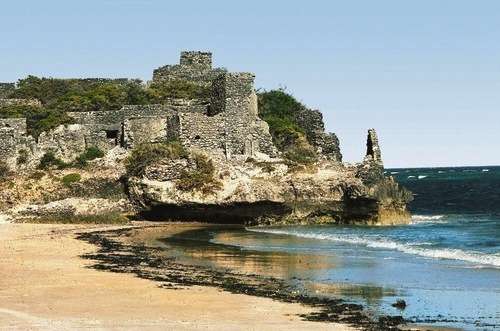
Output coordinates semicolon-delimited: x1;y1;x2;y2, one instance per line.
0;51;343;170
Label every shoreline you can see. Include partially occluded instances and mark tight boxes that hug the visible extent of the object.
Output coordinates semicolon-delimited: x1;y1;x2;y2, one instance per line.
76;222;408;330
0;222;354;330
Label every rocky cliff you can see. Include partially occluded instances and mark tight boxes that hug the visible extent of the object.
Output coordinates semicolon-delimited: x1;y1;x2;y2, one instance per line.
125;129;412;226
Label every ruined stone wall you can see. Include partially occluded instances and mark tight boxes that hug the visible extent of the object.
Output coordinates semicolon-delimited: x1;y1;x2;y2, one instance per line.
178;112;225;156
0;99;41;107
69;105;178;151
178;72;265;158
293;108;342;162
153;51;227;85
37;124;87;163
123;117;168;149
0;118;37;169
0;118;27;134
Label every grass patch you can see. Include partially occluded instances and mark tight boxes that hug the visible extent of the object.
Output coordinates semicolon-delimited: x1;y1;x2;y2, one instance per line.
62;173;82;186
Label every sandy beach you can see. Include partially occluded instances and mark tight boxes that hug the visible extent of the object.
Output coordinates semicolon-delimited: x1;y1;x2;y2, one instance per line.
0;223;353;330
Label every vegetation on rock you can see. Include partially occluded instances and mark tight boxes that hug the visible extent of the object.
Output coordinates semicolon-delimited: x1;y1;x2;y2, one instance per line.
16;149;28;165
177;153;222;195
374;179;414;205
257;88;317;166
75;146;105;167
38;152;68;170
0;103;75;138
148;79;211;101
62;173;82;186
125;140;188;176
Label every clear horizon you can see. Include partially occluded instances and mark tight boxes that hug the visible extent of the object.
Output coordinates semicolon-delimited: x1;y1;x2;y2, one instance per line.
1;0;498;168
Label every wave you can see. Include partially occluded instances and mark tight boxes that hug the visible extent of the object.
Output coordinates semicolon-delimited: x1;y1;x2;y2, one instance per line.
418;175;427;179
247;228;500;267
411;215;445;223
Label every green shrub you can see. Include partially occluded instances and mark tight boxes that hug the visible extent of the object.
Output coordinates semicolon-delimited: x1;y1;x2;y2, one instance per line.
75;146;105;167
125;140;188;176
38;152;67;170
62;173;82;186
177;153;222;195
257;89;318;166
148;79;211;102
257;88;303;119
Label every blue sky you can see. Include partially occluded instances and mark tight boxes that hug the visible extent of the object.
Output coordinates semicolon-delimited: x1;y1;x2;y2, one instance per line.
1;0;498;167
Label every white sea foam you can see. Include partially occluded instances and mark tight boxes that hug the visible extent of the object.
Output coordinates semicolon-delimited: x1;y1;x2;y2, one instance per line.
408;175;416;178
411;214;445;224
482;169;489;172
418;175;427;179
390;171;399;174
248;228;500;267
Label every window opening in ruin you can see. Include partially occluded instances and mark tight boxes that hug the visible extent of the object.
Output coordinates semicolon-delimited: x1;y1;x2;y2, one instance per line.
366;136;374;158
194;135;201;140
106;130;118;139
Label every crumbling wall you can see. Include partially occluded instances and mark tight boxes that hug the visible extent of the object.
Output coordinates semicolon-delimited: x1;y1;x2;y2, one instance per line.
123;117;168;149
37;124;87;163
0;118;37;169
293;108;342;162
153;51;227;85
69;105;178;152
0;99;41;107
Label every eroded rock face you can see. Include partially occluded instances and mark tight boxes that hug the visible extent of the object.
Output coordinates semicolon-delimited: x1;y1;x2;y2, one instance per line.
126;158;411;226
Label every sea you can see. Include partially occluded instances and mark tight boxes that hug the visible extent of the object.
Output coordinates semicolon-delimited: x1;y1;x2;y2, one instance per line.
206;166;499;330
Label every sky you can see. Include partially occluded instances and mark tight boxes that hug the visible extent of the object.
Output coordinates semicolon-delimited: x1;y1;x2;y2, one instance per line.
1;0;498;168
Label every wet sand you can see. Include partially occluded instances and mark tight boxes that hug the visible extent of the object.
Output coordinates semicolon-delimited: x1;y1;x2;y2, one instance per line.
0;223;353;330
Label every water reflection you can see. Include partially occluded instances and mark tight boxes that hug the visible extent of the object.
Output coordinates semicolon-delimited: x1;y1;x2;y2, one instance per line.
119;225;395;307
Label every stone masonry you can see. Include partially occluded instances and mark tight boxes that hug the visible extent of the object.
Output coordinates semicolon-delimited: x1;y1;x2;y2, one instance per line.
153;51;227;85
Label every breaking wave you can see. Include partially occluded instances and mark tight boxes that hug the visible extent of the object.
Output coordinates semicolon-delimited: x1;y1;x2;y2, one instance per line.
247;227;500;268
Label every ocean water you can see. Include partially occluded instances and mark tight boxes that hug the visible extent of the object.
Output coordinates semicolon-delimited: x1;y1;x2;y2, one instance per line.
210;166;500;330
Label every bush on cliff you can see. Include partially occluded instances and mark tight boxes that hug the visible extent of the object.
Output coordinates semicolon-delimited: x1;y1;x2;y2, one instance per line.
148;79;211;102
62;173;82;186
177;153;222;195
257;89;317;165
38;152;68;170
125;140;188;176
75;146;105;167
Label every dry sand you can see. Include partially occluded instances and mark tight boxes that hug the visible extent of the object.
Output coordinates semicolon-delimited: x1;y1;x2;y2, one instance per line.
0;223;353;330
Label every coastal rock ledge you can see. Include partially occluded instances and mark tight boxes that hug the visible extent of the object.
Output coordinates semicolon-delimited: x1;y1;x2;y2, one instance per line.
127;129;412;226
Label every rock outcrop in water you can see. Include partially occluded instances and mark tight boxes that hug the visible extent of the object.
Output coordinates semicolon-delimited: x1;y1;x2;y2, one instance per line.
0;51;412;225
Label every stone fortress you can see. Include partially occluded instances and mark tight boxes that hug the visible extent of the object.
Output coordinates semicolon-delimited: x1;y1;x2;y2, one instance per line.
0;51;342;169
